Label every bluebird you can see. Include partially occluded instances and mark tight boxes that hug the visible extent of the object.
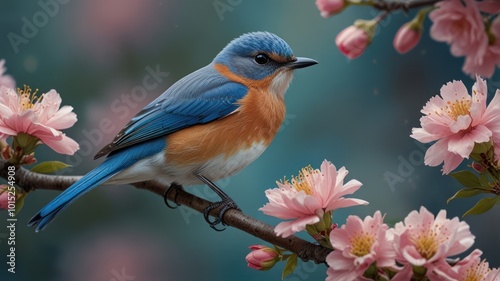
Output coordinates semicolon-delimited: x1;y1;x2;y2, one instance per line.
28;31;317;232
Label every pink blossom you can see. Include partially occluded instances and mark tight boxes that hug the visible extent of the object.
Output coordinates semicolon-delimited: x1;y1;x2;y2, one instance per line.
391;207;475;281
411;76;500;174
0;86;79;155
430;0;487;59
463;16;500;78
316;0;346;18
453;249;499;281
393;23;421;54
245;245;279;271
326;211;396;281
336;25;370;59
428;0;500;77
260;160;367;237
0;60;15;89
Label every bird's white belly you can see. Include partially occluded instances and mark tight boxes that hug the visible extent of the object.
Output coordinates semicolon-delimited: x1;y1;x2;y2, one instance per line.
107;141;268;186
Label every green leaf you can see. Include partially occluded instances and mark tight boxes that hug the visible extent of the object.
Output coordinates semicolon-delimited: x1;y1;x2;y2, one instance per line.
450;170;481;188
479;173;491;189
31;161;71;174
282;253;298;280
447;188;484;203
463;196;500;217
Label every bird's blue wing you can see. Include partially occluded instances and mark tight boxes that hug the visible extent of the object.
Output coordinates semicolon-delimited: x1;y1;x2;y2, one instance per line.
95;64;247;159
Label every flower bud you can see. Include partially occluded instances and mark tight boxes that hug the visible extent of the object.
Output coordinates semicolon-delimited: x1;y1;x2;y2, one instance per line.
336;19;377;59
471;162;486;173
21;153;37;165
393;23;421;54
316;0;347;18
246;245;279;271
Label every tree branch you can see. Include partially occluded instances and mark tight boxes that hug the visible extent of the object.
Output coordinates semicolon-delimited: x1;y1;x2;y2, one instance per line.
372;0;441;13
0;158;331;264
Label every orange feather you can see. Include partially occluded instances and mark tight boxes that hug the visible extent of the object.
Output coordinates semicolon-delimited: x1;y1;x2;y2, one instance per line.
165;64;287;165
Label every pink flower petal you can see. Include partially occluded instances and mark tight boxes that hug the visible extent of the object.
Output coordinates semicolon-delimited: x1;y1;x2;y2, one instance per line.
447;125;491;157
274;215;320;237
449;115;471;133
45;106;78;130
41;133;79;155
424;139;448;167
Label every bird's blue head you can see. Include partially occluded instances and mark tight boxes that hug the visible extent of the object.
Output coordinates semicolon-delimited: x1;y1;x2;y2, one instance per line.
213;32;317;83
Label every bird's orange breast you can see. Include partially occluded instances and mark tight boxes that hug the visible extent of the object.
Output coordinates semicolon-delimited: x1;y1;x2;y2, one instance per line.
165;65;286;166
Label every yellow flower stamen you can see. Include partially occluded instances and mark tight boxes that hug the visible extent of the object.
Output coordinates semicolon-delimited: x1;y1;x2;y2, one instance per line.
414;232;438;259
17;85;42;110
288;165;317;195
350;232;375;257
463;260;490;281
411;223;449;260
444;97;471;120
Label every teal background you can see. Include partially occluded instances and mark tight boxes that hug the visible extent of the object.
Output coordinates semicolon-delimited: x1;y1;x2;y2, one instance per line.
1;1;500;280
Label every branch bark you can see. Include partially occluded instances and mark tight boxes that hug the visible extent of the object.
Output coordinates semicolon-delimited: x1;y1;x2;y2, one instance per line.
0;158;331;264
372;0;441;12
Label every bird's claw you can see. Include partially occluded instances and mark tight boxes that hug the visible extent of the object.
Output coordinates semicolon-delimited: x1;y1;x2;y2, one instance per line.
203;198;240;231
164;182;184;209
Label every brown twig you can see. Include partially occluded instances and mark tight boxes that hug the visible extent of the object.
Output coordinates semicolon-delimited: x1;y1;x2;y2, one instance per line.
372;0;441;12
0;158;331;263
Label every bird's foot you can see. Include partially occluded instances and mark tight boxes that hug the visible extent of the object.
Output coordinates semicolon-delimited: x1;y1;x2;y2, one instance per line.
163;182;184;209
203;198;241;231
195;173;241;231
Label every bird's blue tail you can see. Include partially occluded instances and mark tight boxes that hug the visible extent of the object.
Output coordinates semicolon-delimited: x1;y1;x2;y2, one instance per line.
28;138;166;232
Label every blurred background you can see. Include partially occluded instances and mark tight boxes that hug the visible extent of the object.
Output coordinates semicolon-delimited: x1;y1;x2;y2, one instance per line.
1;1;500;280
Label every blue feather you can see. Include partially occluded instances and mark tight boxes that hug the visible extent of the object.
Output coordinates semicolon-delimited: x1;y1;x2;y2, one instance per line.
95;65;248;158
28;138;166;232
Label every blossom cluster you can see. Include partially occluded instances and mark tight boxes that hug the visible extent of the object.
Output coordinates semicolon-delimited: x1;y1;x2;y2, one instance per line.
316;0;500;77
325;207;499;281
249;160;499;280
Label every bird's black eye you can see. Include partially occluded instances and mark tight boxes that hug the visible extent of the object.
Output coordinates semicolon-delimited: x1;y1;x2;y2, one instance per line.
254;53;269;65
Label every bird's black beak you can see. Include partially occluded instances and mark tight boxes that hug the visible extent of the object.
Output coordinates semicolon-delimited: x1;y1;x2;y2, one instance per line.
285;57;318;69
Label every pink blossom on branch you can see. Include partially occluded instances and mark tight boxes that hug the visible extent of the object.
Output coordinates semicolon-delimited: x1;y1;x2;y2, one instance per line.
0;86;79;155
411;76;500;174
429;0;486;57
463;15;500;78
260;160;367;237
391;207;475;281
326;211;397;281
429;0;500;78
